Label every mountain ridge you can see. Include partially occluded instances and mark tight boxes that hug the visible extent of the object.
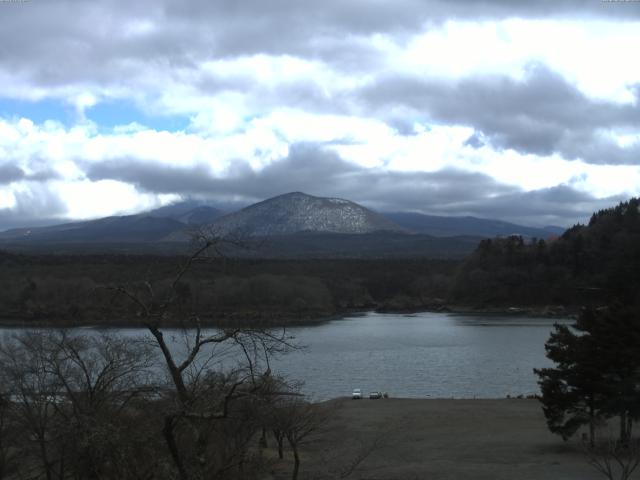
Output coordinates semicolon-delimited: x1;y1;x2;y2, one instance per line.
384;211;564;238
208;192;405;237
0;192;565;257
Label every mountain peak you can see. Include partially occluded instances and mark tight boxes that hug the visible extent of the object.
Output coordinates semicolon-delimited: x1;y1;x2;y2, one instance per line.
279;191;309;197
211;192;404;236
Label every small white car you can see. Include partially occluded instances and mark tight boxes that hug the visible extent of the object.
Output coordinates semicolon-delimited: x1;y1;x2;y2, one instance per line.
352;388;362;399
369;391;382;399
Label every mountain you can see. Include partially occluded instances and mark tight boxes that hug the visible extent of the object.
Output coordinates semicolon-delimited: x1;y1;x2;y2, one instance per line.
384;212;564;239
209;192;405;237
0;192;566;258
0;200;226;244
0;215;186;243
147;202;225;225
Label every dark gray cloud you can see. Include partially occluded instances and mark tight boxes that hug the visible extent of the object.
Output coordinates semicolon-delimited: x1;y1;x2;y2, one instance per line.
24;169;61;182
441;185;626;228
0;164;25;184
464;133;485;149
1;1;638;96
0;187;68;231
86;161;218;196
85;144;503;200
85;144;617;226
0;163;60;185
362;65;640;164
1;1;637;171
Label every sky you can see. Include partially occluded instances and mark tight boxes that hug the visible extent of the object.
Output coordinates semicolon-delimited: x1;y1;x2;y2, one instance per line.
1;0;640;230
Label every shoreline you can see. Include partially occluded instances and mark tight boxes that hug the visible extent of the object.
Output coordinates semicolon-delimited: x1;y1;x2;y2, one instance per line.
0;304;576;329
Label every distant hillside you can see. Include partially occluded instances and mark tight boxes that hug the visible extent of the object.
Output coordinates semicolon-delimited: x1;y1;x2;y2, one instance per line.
148;202;225;225
0;205;225;244
0;191;569;259
0;233;480;259
210;192;405;236
451;197;640;309
384;212;564;238
214;231;480;259
0;215;185;243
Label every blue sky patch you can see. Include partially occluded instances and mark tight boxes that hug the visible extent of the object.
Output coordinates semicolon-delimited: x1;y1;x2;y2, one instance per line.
0;96;189;132
86;99;189;132
0;97;75;125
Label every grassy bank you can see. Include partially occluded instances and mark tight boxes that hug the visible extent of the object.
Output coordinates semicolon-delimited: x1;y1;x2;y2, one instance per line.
269;398;603;480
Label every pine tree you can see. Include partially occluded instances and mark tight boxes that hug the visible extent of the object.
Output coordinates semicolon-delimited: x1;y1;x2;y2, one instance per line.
535;306;640;445
535;320;603;445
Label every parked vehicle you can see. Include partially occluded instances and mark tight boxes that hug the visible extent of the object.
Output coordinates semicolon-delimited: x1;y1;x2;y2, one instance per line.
352;388;362;399
369;391;382;399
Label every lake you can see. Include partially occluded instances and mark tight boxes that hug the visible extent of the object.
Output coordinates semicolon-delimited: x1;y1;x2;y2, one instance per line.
0;311;570;400
271;311;570;400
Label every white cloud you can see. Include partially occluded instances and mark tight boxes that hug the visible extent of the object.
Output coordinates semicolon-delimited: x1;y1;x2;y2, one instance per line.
0;187;15;210
1;112;638;225
52;179;172;219
395;19;640;102
0;4;639;227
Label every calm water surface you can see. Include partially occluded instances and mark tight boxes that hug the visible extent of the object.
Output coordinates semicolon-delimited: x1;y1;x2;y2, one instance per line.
1;311;570;400
272;312;571;400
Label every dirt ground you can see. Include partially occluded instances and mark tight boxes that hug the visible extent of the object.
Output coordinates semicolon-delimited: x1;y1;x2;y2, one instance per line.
267;398;607;480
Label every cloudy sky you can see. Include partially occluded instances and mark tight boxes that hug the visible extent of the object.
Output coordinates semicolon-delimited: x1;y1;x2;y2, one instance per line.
1;0;640;229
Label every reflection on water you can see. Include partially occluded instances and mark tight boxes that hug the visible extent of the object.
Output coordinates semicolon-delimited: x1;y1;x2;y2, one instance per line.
0;311;571;401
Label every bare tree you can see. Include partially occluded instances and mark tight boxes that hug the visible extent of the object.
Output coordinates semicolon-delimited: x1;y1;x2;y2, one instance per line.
583;431;640;480
0;392;17;480
107;233;295;480
267;398;329;480
0;332;64;480
0;330;158;480
0;232;300;480
45;331;156;480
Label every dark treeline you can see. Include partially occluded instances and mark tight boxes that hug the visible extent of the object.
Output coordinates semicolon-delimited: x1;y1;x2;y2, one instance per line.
0;301;331;480
536;305;640;447
0;253;457;326
530;199;640;472
451;198;640;311
3;197;639;327
0;237;364;480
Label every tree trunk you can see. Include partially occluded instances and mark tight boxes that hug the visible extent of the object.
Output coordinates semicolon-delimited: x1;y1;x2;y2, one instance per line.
274;430;284;459
620;410;630;446
163;416;190;480
37;437;52;480
148;328;189;404
291;444;300;480
589;400;595;448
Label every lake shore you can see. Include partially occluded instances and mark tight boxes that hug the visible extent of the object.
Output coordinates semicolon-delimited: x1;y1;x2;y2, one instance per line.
0;303;576;329
274;398;602;480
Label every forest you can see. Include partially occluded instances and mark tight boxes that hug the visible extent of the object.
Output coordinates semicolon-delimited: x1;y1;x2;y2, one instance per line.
1;198;639;327
0;253;456;326
450;198;640;311
0;199;639;479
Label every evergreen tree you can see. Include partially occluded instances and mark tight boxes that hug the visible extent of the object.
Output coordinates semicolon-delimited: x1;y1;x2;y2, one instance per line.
535;319;604;445
535;306;640;445
583;307;640;445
